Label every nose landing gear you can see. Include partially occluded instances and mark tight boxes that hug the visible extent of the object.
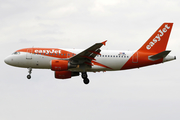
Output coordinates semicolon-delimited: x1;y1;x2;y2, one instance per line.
81;72;89;84
27;68;32;79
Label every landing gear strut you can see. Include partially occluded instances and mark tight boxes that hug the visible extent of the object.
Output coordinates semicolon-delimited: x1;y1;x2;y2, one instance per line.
81;72;89;84
27;68;32;79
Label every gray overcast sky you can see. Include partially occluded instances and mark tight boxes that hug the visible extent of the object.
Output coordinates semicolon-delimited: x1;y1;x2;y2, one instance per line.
1;0;180;120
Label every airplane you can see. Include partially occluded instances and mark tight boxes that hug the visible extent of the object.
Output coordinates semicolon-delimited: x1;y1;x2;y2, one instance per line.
4;23;176;84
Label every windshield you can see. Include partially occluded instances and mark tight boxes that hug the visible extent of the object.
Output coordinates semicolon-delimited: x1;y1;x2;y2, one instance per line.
12;52;20;55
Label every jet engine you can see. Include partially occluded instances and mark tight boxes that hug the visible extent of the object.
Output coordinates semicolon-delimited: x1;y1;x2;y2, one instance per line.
51;60;69;71
55;71;79;79
51;60;77;71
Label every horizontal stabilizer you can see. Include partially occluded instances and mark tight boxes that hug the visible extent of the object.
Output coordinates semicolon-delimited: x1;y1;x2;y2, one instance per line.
148;50;171;61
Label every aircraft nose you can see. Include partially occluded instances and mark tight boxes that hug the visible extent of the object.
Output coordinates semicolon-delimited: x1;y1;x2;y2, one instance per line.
4;56;11;65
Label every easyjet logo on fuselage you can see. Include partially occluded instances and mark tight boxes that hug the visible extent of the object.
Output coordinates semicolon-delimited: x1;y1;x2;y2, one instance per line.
34;49;61;54
146;24;170;50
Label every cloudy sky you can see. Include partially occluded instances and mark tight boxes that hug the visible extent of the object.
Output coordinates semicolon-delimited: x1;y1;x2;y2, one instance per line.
1;0;180;120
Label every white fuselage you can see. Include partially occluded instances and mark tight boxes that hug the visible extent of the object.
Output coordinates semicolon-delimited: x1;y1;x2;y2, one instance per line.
4;49;134;72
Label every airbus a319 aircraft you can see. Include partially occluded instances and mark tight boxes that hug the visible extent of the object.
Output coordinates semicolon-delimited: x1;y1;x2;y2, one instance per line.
4;23;176;84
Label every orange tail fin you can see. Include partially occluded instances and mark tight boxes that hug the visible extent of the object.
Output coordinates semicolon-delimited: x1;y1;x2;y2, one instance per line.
138;23;173;53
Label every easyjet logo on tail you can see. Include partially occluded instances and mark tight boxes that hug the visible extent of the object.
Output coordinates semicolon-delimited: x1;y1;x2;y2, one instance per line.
146;24;170;50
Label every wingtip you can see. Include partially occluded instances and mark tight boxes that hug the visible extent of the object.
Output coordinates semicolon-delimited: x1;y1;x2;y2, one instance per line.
102;40;107;46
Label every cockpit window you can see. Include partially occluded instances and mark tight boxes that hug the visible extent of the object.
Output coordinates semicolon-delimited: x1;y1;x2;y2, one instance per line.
12;52;20;55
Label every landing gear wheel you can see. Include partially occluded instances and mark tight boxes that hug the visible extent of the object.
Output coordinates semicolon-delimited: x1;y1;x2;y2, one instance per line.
83;78;89;84
81;72;87;78
27;68;32;79
27;75;31;79
81;72;90;84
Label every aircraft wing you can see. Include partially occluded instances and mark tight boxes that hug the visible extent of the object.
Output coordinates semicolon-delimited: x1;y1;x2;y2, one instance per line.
69;40;107;65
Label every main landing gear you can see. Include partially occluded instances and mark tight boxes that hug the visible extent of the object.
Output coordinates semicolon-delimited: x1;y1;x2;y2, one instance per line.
27;68;32;79
81;72;89;84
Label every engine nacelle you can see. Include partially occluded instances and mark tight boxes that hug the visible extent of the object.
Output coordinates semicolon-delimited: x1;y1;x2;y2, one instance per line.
51;60;69;71
51;60;78;71
55;71;79;79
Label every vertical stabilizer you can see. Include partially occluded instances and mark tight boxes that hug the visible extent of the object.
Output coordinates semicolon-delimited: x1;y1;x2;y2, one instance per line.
138;23;173;53
121;23;174;70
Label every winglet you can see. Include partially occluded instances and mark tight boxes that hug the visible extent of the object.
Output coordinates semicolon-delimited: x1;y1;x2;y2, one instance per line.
102;40;107;46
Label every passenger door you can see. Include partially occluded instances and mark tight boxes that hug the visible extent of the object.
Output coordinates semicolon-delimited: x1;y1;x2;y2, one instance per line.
26;48;32;59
